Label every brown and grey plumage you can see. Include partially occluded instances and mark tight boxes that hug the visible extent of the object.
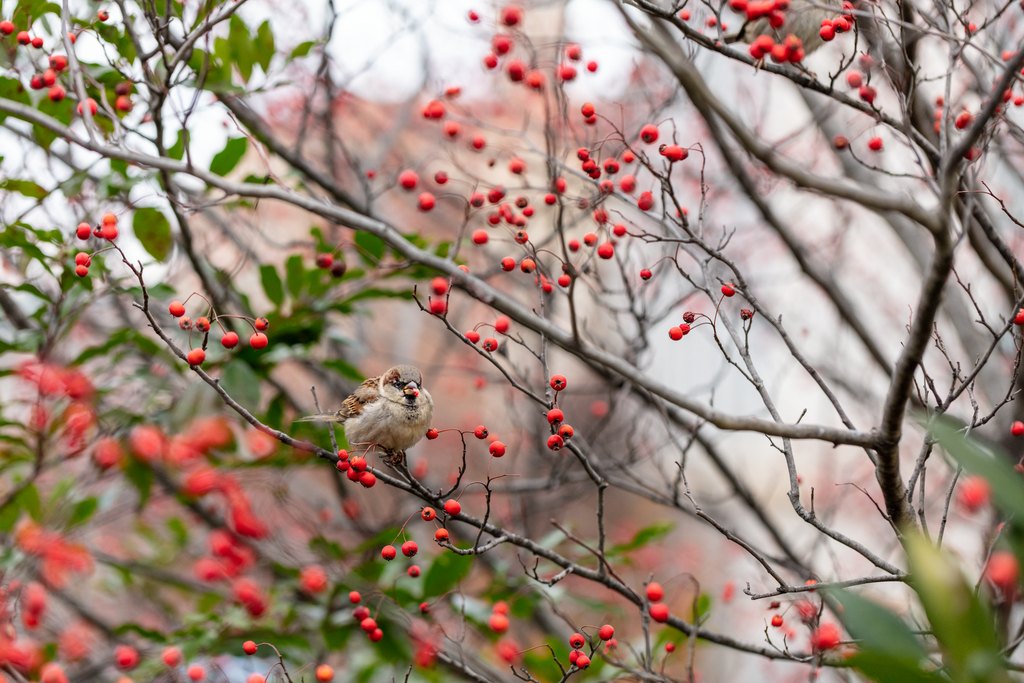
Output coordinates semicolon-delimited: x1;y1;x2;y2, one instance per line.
298;365;434;452
725;0;842;55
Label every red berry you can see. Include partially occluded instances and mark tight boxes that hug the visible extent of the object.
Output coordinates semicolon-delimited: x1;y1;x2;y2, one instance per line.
721;283;736;297
638;191;654;211
489;441;506;457
472;230;488;245
575;655;590;669
316;665;334;682
187;664;206;681
868;136;883;151
547;409;564;424
402;540;419;557
640;124;659;143
361;617;378;632
771;615;783;627
186;348;206;366
422;507;436;521
76;222;92;239
489;613;509;632
1013;421;1024;437
569;633;585;649
75;264;89;277
558;424;574;439
640;269;652;280
501;257;516;271
249;333;268;349
1014;308;1024;325
558;274;571;287
408;565;420;577
115;645;140;671
316;253;334;268
243;641;258;655
370;628;383;642
77;98;98;116
0;21;13;34
649;603;669;622
399;169;418;190
444;499;462;515
435;528;450;541
646;582;664;601
418;192;436;211
834;135;849;149
809;623;842;651
381;545;397;561
547;434;564;451
474;425;488;439
465;331;480;343
162;646;183;667
550;374;567;391
597;243;614;259
958;475;990;512
359;471;376;488
586;61;597;72
254;317;269;330
349;591;362;604
494;315;511;334
599;625;614;640
520;258;536;273
985;550;1019;593
221;332;239;348
483;337;498;352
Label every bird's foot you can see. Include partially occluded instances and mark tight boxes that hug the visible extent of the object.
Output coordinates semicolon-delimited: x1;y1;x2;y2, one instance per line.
381;449;406;468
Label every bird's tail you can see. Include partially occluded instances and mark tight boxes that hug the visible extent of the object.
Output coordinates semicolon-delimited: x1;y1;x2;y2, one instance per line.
296;412;344;423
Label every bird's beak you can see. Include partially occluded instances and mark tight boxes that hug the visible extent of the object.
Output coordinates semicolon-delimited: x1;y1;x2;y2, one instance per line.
404;381;420;397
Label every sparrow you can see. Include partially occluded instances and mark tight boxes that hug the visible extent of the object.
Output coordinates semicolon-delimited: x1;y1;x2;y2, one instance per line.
725;0;841;56
298;365;434;453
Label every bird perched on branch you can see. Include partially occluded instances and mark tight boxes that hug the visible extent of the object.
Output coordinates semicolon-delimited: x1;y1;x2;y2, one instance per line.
724;0;842;57
299;365;433;454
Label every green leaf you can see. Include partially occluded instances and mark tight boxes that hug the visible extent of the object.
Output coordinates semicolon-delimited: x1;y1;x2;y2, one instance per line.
220;361;261;413
927;416;1024;519
197;592;222;613
1;179;47;199
209;137;247;176
844;652;945;683
827;588;925;660
124;459;154;509
291;41;315;58
0;498;20;532
17;484;41;521
609;522;674;556
285;254;305;299
355;232;386;263
167;517;189;547
133;207;173;261
68;497;98;528
322;359;364;382
423;551;474;598
905;533;1009;682
260;264;284;307
228;15;257;82
167;129;186;160
322;623;353;650
255;20;274;71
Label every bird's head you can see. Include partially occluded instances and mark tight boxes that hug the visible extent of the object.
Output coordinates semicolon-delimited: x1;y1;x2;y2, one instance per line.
380;365;427;404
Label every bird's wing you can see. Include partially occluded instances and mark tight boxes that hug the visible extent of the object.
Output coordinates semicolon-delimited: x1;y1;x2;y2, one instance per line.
337;376;380;421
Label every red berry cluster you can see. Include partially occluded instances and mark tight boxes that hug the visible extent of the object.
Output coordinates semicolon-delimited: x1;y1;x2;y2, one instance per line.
167;298;270;366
